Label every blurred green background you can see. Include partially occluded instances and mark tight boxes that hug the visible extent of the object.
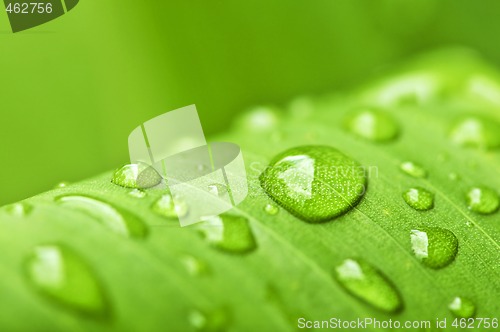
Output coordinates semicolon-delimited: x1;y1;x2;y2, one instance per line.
1;0;500;205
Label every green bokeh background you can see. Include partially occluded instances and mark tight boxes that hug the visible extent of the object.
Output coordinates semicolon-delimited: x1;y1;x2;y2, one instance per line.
1;0;500;206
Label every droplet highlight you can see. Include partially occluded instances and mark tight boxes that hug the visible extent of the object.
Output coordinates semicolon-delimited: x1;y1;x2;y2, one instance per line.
111;163;162;189
56;195;147;239
400;161;427;178
25;244;109;317
402;187;434;211
198;214;256;254
334;259;403;313
410;227;458;269
466;186;499;214
448;296;476;318
260;145;366;223
344;108;399;142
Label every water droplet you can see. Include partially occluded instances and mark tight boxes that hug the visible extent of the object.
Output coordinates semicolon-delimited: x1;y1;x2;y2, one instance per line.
198;214;256;254
288;96;314;119
259;145;367;223
236;106;281;132
56;195;147;238
449;115;500;149
410;227;458;269
197;164;211;173
334;259;403;313
400;161;427;178
207;184;228;197
402;187;434;211
189;307;230;332
55;182;70;189
111;163;162;189
4;202;33;217
180;255;209;276
448;296;476;318
25;244;109;317
128;189;146;199
152;194;189;219
466;186;499;214
344;108;399;142
264;203;279;215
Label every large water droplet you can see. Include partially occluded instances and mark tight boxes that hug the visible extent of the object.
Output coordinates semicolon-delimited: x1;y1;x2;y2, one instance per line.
402;187;434;211
56;195;147;239
4;202;33;217
448;296;476;318
198;214;256;254
410;227;458;269
334;259;403;313
111;163;162;189
264;203;279;216
449;115;500;149
400;161;427;178
259;145;367;223
189;307;230;332
25;244;109;317
152;194;189;219
343;108;399;142
466;186;499;214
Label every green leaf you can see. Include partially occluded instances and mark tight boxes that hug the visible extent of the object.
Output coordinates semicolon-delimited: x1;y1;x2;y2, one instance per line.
1;48;499;331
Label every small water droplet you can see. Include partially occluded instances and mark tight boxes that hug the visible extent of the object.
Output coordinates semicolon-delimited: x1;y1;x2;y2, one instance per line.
25;244;109;317
334;259;403;313
410;227;458;269
466;186;499;214
448;172;460;181
264;203;279;215
260;145;367;223
207;184;228;197
198;214;256;254
56;195;147;238
344;108;399;142
189;307;230;332
400;161;427;178
236;106;281;132
197;164;211;173
4;202;33;217
128;189;146;199
448;296;476;318
288;96;315;119
449;115;500;149
402;187;434;211
111;163;162;189
180;255;209;276
55;182;70;189
152;194;189;219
